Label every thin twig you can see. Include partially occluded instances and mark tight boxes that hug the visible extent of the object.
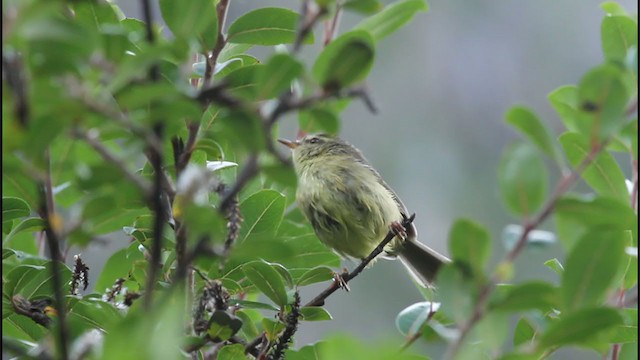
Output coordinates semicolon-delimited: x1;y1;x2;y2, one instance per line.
400;303;438;352
293;1;327;54
445;142;606;359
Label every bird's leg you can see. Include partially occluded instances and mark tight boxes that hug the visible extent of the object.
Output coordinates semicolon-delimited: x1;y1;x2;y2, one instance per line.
390;220;407;240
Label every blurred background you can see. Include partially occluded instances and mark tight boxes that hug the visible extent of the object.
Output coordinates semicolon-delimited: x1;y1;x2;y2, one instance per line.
91;0;637;358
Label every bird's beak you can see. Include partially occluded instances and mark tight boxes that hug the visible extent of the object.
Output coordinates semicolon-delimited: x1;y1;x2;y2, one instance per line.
277;138;299;149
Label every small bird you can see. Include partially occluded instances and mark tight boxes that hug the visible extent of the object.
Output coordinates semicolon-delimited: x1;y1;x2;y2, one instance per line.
278;133;450;287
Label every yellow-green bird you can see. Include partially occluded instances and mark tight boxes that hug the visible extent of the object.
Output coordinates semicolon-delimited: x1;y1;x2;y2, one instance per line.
279;133;450;287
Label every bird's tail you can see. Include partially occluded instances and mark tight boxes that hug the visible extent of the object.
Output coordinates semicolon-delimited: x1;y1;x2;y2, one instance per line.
397;239;450;288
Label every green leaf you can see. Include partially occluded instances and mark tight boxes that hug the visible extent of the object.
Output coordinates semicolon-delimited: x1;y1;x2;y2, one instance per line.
255;53;303;99
601;15;638;62
561;229;627;311
491;281;558;312
239;190;286;242
312;30;375;90
505;106;559;162
207;310;243;342
601;2;629;15
299;108;340;135
296;266;334;287
554;196;637;251
559;132;629;203
548;85;579;132
3;262;71;299
227;8;311;45
242;260;288;307
159;0;218;50
94;244;144;294
232;300;279;311
218;344;249;360
299;306;333;321
448;219;491;275
343;0;384;14
261;318;285;341
2;197;31;222
544;258;564;275
395;301;439;336
354;0;428;41
3;217;45;244
436;264;474;323
513;317;537;347
576;64;629;140
498;142;548;216
538;307;622;349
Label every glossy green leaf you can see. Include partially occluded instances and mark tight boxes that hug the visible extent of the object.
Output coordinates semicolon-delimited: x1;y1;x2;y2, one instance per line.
296;266;334;287
601;2;629;15
538;307;622;349
242;260;288;307
491;281;558;312
561;229;626;311
498;142;548;216
354;0;428;41
448;219;491;275
227;8;311;45
2;217;45;244
513;317;537;347
548;85;579;132
218;344;249;360
395;301;439;336
256;53;303;99
232;299;279;311
505;106;559;161
207;310;243;342
436;264;474;323
344;0;384;14
544;258;564;275
159;0;218;50
559;133;629;203
313;30;375;90
262;318;285;341
601;15;637;62
238;190;286;242
299;108;340;135
300;306;332;321
576;64;629;140
4;262;71;299
94;244;144;294
2;197;31;222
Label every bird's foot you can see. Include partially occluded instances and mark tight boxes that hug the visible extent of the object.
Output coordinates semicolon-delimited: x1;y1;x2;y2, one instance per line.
334;268;350;292
390;220;407;240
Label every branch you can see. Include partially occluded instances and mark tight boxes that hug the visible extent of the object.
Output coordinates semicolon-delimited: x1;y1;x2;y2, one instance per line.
73;128;152;198
293;0;327;54
219;154;259;212
305;213;416;307
38;184;69;360
143;123;167;310
203;0;230;86
2;53;29;127
445;142;607;359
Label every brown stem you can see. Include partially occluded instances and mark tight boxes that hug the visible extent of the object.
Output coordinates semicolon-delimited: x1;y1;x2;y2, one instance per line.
203;0;230;86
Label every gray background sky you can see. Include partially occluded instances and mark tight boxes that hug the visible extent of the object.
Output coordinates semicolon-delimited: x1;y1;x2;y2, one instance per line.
102;1;638;358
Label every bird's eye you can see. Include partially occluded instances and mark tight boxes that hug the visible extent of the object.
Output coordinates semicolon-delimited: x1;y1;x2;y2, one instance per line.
309;137;320;144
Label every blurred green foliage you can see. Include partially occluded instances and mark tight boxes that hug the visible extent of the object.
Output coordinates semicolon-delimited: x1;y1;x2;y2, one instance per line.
2;0;637;359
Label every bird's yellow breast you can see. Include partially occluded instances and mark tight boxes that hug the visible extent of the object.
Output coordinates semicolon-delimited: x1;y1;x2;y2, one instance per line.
295;156;402;259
